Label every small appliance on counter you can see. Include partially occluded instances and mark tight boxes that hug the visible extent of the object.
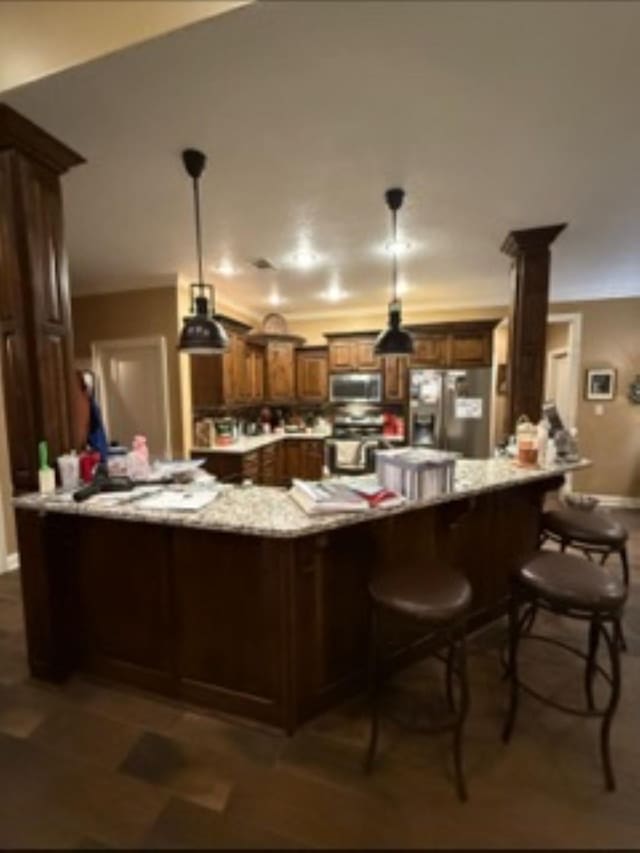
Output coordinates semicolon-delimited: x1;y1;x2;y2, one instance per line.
375;447;457;501
214;417;235;445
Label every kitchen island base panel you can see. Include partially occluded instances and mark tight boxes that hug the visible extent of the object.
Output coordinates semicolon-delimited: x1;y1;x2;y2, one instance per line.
16;475;562;733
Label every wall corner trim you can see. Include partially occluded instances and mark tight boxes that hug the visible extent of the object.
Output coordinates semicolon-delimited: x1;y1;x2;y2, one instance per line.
3;552;19;573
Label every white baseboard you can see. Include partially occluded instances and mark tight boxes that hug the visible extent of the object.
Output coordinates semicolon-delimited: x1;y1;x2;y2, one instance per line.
573;492;640;510
1;552;19;573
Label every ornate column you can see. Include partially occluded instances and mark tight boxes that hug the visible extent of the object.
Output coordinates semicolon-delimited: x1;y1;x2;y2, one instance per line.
0;104;85;490
501;224;567;431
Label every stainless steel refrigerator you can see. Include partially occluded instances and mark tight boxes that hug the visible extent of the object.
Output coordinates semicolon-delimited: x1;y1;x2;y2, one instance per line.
409;368;492;458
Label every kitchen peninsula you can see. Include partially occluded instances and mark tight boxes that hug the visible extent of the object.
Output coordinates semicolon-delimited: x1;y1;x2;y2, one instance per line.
14;458;585;734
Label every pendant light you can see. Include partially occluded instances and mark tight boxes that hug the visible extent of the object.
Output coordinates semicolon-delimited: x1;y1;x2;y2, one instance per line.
178;148;229;355
374;187;414;356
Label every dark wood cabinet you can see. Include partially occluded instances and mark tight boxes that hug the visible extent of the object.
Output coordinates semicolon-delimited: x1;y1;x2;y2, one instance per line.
448;330;492;367
410;334;448;367
192;437;325;485
0;107;85;490
326;334;380;372
296;347;328;403
189;318;256;410
383;355;408;402
266;341;296;402
407;321;497;370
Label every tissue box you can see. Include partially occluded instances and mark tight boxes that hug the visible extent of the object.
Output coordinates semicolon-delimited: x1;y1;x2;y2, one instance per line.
375;448;457;501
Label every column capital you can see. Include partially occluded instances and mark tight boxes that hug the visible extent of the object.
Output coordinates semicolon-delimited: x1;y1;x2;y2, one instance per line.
501;224;567;258
0;103;85;174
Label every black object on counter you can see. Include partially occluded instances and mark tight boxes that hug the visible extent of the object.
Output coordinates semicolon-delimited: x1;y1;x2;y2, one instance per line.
73;464;134;503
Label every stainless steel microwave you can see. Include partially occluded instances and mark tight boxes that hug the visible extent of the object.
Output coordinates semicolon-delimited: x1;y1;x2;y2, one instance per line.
329;372;382;403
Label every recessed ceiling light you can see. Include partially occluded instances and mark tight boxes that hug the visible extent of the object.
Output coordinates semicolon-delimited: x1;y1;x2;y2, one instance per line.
383;238;412;257
321;275;348;302
212;257;238;276
287;235;322;270
268;290;284;307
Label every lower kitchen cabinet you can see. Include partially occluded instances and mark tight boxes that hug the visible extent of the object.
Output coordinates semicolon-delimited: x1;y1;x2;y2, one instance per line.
192;438;325;485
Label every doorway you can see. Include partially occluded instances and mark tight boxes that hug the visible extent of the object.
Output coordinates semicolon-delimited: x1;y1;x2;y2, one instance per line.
546;347;571;426
92;336;171;459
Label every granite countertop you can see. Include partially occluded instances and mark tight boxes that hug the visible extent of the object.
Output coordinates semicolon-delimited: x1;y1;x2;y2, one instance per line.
192;432;331;455
14;458;588;540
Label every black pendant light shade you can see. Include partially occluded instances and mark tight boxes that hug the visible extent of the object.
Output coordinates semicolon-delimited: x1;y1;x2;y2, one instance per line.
178;148;229;355
374;187;414;356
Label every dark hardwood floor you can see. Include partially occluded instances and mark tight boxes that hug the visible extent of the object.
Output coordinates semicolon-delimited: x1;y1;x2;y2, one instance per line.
0;510;639;849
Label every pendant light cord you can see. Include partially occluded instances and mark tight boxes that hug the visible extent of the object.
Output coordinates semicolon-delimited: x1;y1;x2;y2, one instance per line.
391;207;398;302
192;175;204;290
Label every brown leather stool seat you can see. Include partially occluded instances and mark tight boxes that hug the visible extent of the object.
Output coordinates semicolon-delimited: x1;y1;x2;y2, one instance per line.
369;569;472;624
503;550;627;791
518;551;626;613
365;567;472;801
543;508;628;549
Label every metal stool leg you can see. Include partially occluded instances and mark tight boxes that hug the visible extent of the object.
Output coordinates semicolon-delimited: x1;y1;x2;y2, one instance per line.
600;617;622;792
585;616;601;711
364;606;380;773
450;629;469;803
620;546;630;589
502;592;522;743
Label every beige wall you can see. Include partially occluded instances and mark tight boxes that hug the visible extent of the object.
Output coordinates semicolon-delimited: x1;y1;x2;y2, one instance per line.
72;285;184;456
552;298;640;498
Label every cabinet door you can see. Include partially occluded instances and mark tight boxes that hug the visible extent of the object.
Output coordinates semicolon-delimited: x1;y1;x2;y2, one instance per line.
302;440;325;480
383;355;408;402
297;350;328;402
328;340;355;372
355;339;380;370
411;334;447;367
260;443;277;485
283;440;303;481
191;355;223;408
231;335;248;402
449;332;492;367
244;345;263;402
266;342;295;401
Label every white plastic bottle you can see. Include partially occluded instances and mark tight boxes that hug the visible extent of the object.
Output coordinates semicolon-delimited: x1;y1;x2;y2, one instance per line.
537;420;549;467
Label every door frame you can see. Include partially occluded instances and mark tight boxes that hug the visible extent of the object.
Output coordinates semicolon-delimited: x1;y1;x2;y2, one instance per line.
547;312;582;430
91;335;172;459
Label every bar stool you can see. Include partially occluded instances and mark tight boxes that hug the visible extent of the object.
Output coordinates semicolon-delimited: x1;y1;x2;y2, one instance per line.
503;550;627;791
541;507;630;588
364;568;472;801
541;506;630;649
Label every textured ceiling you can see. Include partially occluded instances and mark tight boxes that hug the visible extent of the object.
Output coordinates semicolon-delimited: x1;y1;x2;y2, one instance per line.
5;0;640;319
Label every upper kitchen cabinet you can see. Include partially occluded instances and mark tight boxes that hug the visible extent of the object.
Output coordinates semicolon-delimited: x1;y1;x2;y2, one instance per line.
190;316;255;410
325;333;381;372
247;333;306;404
296;346;328;403
410;333;448;367
448;326;493;367
383;355;408;402
407;320;499;369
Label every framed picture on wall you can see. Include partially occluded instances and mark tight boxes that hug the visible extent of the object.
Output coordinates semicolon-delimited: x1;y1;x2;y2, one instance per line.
585;367;616;401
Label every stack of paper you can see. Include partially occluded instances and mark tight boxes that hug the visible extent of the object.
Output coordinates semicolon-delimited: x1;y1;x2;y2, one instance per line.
289;479;369;515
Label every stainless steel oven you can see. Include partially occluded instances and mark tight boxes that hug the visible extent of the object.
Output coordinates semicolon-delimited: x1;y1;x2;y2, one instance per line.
329;373;382;404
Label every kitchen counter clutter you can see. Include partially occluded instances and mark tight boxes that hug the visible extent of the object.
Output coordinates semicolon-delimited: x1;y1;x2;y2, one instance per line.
14;455;586;733
14;457;588;539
